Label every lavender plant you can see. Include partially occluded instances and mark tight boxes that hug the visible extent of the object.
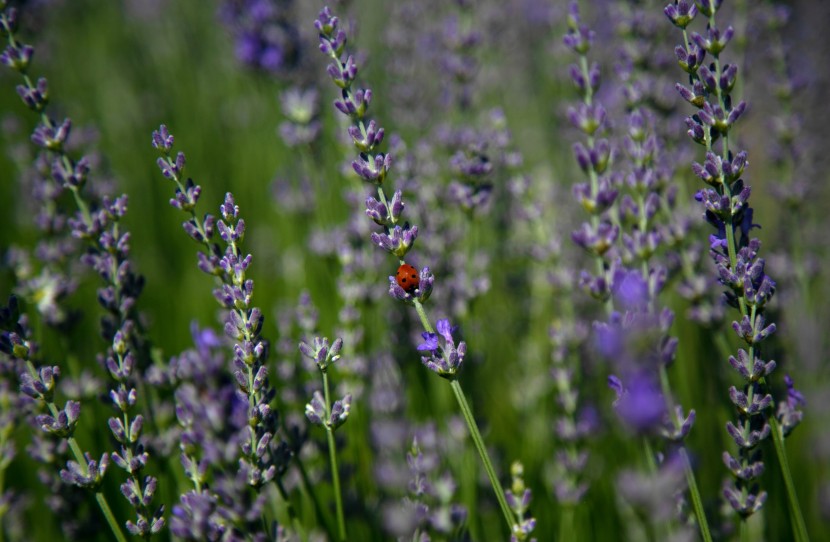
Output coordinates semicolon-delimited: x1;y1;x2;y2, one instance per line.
563;2;710;539
664;0;807;539
299;335;351;541
314;4;517;536
392;427;469;540
1;2;166;537
151;128;289;508
0;295;125;541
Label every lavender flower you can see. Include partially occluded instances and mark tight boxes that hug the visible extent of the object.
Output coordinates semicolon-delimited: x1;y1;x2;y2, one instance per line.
152;127;286;496
1;4;164;536
0;295;123;538
416;318;467;379
278;87;322;148
315;5;516;533
383;428;468;540
218;0;302;75
617;453;695;542
438;1;481;112
161;323;271;541
548;320;592;506
563;1;618;306
562;3;710;538
665;0;806;534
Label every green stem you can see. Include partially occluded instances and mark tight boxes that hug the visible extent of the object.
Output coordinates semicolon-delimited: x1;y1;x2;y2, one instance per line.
559;505;575;542
769;416;810;542
94;492;128;542
412;300;433;334
739;517;749;542
679;447;713;542
410;299;514;533
448;379;515;533
0;463;5;542
322;371;347;541
656;367;712;542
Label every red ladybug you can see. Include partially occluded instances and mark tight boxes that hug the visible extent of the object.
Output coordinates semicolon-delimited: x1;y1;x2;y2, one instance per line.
395;263;420;293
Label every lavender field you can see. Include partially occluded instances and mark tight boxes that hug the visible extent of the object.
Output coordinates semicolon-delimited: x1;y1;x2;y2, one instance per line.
1;0;828;540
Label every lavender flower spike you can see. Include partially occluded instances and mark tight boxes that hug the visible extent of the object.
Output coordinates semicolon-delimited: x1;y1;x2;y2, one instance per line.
665;1;807;537
2;3;163;537
152;129;286;495
0;296;125;541
314;5;516;534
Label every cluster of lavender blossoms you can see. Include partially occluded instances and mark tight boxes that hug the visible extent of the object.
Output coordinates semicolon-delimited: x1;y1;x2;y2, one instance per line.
314;8;433;310
665;0;805;536
218;0;302;75
152;127;289;538
2;3;164;538
563;2;708;539
315;5;530;539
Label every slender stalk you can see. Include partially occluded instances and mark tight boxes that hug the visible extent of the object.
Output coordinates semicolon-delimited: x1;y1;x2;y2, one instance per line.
322;370;347;542
0;457;5;542
678;447;712;542
657;365;712;542
768;416;809;542
94;492;129;542
411;302;515;532
448;380;515;532
559;506;575;542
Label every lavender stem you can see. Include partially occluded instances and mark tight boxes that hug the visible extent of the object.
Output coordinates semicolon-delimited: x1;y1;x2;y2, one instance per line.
321;369;346;541
699;6;806;538
412;299;515;532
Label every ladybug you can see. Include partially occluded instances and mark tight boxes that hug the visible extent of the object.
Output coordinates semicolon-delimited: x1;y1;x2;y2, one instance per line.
395;263;420;293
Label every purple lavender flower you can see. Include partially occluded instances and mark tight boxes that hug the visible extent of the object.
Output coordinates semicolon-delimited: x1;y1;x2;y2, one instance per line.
548;320;592;506
158;320;276;541
0;295;122;535
383;427;468;540
153;129;286;495
315;6;516;534
438;2;481;111
218;0;302;75
2;4;165;535
665;0;806;532
562;3;707;537
616;453;695;540
608;372;667;434
416;318;467;379
152;127;292;541
278;87;322;148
